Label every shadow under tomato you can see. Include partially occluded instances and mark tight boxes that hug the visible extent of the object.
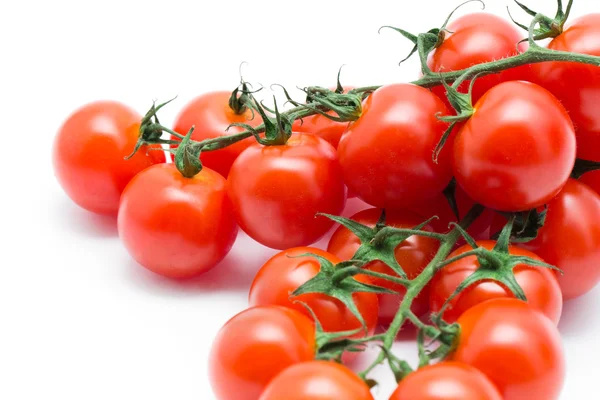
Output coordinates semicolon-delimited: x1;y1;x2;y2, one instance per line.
54;197;118;238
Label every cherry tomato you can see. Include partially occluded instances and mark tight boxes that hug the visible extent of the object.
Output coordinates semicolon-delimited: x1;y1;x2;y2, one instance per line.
453;81;576;212
209;306;315;400
521;179;600;299
228;133;346;250
390;361;502;400
249;247;378;345
118;164;237;279
429;12;529;108
580;169;600;196
532;15;600;161
452;298;565;400
430;241;562;324
292;112;350;148
408;186;494;239
53;101;165;216
259;361;374;400
338;84;452;209
327;208;439;325
171;92;257;177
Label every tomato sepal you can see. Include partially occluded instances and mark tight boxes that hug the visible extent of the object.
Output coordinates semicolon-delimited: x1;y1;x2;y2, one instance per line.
508;0;573;40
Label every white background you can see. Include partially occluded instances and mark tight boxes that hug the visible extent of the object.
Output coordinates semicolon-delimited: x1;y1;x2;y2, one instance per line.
2;0;599;398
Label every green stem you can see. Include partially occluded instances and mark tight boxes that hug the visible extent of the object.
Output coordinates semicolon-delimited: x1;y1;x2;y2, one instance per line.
357;269;411;288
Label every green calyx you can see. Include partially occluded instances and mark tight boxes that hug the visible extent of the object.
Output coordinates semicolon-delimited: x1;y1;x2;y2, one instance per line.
491;208;547;243
174;126;202;178
228;80;255;115
509;0;573;40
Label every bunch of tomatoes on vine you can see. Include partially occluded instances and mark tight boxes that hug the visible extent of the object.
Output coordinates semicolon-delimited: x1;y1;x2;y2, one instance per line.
52;0;600;398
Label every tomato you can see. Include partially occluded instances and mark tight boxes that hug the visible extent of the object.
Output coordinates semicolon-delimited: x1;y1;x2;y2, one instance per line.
292;112;350;149
408;186;493;239
390;361;502;400
209;306;315;400
521;179;600;299
228;133;346;250
452;298;565;400
430;241;562;324
453;81;576;212
53;101;165;216
532;15;600;161
249;247;378;345
338;84;453;209
171;92;257;177
580;169;600;195
118;164;237;278
327;208;439;325
259;361;374;400
429;12;529;108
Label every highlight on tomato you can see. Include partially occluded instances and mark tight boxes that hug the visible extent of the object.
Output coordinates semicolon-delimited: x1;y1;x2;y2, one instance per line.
228;132;346;250
249;247;379;344
53;101;165;216
209;306;315;400
452;81;576;212
338;83;453;209
430;241;562;325
390;361;502;400
118;163;237;279
452;298;565;400
327;208;439;325
259;361;374;400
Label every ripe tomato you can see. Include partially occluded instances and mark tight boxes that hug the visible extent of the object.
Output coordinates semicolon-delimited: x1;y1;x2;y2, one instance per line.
209;306;315;400
327;208;439;325
338;84;452;209
429;13;528;108
228;133;346;250
521;179;600;299
430;241;562;324
259;361;374;400
580;170;600;196
249;247;378;345
53;101;165;216
390;361;502;400
532;15;600;161
118;164;237;279
292;112;350;149
453;81;576;212
452;298;565;400
171;92;257;177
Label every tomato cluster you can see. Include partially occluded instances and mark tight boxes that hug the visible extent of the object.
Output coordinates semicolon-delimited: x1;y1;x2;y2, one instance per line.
52;1;600;399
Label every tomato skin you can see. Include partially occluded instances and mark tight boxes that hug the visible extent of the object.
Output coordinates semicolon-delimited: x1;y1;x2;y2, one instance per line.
390;361;502;400
429;13;529;108
453;81;576;212
228;133;346;250
292;113;350;148
327;208;439;324
521;179;600;299
249;247;378;341
430;241;562;325
532;15;600;161
118;164;237;279
579;170;600;195
259;361;374;400
209;306;315;400
338;84;453;209
171;92;257;177
53;101;165;216
452;298;565;400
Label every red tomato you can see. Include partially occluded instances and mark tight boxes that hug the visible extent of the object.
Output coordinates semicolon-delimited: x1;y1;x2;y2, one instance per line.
327;208;439;325
228;133;346;250
452;298;565;400
430;241;562;324
580;169;600;195
209;306;315;400
338;84;453;209
429;13;529;108
453;81;576;212
390;361;502;400
408;186;493;239
249;248;378;345
171;92;257;177
259;361;374;400
292;112;350;148
118;164;237;278
53;101;165;216
532;15;600;161
521;179;600;299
